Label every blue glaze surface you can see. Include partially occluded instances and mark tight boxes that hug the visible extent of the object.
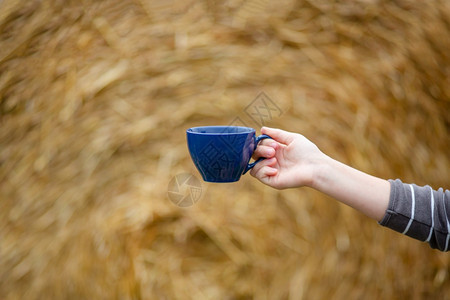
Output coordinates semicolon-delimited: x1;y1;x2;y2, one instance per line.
186;126;271;182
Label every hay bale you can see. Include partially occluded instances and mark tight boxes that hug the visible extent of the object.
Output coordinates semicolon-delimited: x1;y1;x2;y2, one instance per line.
1;0;449;299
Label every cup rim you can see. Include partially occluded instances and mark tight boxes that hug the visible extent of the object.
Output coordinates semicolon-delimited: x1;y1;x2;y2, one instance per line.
186;126;255;135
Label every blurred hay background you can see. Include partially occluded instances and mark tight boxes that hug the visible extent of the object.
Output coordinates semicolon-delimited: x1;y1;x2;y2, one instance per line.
1;0;449;299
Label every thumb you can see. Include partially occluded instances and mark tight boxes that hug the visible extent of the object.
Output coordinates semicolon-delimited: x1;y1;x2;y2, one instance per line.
261;127;295;145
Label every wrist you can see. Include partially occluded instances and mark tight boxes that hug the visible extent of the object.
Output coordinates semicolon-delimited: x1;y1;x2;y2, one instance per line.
309;154;334;191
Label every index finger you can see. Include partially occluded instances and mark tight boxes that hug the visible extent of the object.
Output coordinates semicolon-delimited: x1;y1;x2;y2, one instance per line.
253;144;276;160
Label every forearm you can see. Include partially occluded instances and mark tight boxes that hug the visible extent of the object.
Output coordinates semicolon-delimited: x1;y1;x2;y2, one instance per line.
311;155;390;221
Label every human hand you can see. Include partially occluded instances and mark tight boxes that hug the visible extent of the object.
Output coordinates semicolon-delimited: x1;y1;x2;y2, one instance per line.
250;127;326;189
252;127;391;222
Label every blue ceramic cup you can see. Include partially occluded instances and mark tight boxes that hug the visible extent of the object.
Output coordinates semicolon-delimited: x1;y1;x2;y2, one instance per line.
186;126;272;182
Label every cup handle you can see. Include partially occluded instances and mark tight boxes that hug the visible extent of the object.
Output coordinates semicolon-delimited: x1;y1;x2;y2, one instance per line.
243;134;273;174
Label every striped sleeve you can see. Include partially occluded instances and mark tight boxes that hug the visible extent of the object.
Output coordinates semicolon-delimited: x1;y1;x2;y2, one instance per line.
378;179;450;252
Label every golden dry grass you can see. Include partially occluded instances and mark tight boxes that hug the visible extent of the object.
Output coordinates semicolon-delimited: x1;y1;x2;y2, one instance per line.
1;0;449;299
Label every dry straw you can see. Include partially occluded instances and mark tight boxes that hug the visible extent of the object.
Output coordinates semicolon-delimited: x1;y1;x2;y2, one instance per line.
1;0;449;299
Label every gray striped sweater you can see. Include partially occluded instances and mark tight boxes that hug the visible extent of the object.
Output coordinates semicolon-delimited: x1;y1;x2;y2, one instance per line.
379;179;450;252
